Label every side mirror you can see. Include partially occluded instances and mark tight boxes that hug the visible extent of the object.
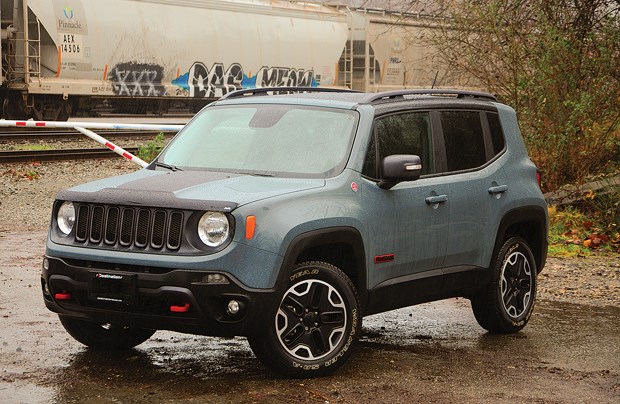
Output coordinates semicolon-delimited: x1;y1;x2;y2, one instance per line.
378;155;422;190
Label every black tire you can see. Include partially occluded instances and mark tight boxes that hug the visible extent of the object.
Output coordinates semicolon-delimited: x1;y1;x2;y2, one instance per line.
59;316;155;350
471;236;538;334
248;261;361;378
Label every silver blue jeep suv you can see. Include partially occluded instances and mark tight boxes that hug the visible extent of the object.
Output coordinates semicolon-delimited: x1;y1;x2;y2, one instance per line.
42;88;548;377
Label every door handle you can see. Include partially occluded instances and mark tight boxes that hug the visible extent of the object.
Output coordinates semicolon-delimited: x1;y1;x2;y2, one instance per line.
425;195;448;205
488;185;508;195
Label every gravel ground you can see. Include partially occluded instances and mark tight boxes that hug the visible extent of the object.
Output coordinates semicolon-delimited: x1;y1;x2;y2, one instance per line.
1;159;618;308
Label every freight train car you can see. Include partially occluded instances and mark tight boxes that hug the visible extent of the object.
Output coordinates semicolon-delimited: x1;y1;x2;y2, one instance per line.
0;0;470;120
335;6;474;93
0;0;349;119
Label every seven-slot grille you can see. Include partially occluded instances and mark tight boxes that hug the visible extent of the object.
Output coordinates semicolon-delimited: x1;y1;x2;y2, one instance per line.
74;204;184;252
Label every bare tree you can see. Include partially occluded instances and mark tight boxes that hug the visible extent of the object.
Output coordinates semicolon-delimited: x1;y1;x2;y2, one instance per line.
429;0;619;190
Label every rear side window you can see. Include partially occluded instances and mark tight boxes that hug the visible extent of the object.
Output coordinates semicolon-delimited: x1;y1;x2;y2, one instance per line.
441;111;486;172
363;112;433;178
487;112;506;155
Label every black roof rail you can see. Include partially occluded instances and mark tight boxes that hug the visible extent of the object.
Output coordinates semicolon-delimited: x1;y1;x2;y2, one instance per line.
219;87;361;100
362;89;497;103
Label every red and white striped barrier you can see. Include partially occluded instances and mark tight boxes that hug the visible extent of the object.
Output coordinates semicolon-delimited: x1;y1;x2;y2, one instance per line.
0;119;184;168
0;120;184;132
73;126;149;168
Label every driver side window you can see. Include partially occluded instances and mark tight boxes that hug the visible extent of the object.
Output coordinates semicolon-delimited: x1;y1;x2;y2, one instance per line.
362;112;433;179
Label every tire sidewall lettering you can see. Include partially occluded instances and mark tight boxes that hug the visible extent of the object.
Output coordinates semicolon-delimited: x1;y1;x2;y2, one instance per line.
324;308;358;367
289;268;320;282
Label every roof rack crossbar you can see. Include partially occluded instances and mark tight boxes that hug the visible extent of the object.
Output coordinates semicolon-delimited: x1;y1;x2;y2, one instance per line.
219;87;361;100
362;89;497;103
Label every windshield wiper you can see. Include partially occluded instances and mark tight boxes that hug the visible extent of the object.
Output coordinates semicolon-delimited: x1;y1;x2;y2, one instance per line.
155;161;183;171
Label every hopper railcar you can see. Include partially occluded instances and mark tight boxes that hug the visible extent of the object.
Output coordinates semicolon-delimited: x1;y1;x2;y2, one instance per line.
0;0;349;119
1;0;466;120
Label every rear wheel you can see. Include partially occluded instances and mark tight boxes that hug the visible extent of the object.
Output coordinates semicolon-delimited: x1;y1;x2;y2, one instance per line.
59;316;155;350
471;236;537;333
248;261;360;377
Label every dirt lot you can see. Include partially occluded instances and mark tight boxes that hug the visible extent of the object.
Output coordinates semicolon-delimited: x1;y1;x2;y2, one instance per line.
1;160;619;403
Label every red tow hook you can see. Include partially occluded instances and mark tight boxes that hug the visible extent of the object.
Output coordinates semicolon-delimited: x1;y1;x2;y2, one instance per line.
170;303;190;313
55;291;72;300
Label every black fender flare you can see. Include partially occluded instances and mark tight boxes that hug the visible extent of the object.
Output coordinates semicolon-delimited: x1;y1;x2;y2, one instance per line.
492;206;548;273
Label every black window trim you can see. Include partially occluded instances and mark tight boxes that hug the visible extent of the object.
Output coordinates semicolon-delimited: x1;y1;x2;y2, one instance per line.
483;111;508;157
480;112;495;161
361;106;508;182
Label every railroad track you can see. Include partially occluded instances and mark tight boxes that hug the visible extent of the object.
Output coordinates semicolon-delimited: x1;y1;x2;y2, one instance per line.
0;148;140;164
0;129;174;143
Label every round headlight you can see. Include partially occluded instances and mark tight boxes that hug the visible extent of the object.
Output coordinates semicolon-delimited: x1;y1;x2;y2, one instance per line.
198;212;230;247
57;202;75;235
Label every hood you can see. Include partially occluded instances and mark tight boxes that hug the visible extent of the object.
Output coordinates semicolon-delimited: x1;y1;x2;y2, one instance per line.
56;169;326;211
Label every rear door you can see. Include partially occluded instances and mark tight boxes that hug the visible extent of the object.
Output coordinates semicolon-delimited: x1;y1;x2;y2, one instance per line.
436;109;509;282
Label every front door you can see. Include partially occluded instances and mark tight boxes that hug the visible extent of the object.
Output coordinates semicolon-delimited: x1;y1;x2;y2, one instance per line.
362;111;449;290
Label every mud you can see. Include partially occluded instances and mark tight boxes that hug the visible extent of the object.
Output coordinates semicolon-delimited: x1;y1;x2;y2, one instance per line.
1;232;619;403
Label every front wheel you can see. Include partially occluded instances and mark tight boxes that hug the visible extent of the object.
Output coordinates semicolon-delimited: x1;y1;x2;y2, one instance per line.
59;316;155;350
471;236;538;334
248;261;361;377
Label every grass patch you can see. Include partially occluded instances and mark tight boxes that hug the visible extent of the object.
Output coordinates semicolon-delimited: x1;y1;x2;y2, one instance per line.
14;144;53;151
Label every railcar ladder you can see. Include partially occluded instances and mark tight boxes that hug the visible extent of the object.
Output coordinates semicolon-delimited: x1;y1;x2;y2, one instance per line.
5;17;41;85
342;36;353;89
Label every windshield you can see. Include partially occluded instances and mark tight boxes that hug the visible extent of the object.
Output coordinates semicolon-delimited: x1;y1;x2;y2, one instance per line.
158;105;358;177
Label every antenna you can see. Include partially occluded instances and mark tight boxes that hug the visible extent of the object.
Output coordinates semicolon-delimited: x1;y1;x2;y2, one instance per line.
431;71;439;89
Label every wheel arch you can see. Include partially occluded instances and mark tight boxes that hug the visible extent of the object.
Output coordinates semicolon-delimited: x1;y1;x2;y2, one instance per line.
277;227;368;308
493;206;548;273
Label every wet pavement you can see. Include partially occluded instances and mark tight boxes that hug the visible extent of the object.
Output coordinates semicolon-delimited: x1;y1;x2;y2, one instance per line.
1;232;619;403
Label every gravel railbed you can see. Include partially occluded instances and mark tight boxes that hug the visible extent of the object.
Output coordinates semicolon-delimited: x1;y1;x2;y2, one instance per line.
1;159;618;308
0;137;150;151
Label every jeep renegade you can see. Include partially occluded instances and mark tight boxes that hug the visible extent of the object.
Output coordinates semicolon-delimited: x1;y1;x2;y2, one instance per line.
42;88;548;377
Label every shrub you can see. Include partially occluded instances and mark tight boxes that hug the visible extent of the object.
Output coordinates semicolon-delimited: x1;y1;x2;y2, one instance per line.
137;133;167;163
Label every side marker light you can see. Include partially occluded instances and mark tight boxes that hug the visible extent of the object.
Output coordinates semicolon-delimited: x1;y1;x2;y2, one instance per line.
246;215;256;240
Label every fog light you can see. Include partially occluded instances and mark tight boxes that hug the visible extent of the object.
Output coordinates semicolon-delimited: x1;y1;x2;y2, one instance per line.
42;258;49;270
204;273;229;284
227;300;240;315
43;281;50;295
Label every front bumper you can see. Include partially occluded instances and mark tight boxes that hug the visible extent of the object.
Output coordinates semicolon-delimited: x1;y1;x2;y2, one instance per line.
41;256;278;337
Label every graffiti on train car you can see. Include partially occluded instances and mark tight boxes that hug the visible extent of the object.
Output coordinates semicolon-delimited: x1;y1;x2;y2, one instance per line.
109;62;166;97
251;67;317;88
172;62;320;98
185;62;244;98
